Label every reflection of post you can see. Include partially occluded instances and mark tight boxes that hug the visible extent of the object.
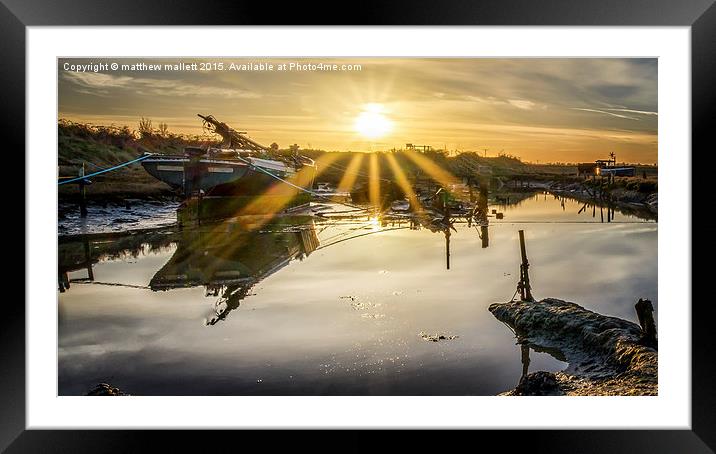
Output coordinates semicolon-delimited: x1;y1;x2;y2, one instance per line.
445;228;451;270
520;344;531;378
58;272;70;293
83;237;94;281
481;225;489;248
444;201;451;270
518;230;534;302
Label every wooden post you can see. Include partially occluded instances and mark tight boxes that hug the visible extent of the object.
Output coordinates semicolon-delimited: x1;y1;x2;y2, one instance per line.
79;162;88;218
635;298;657;348
518;230;534;302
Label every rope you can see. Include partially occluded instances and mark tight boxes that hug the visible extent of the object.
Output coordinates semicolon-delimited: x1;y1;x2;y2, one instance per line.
68;280;150;290
317;226;410;250
58;154;154;185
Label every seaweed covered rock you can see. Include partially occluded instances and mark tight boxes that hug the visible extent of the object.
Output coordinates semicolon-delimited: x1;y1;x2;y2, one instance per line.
512;371;564;396
86;383;128;396
489;298;657;396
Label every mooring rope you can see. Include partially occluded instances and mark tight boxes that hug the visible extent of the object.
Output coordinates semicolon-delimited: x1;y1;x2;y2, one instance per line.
316;226;411;250
68;280;150;290
58;154;154;185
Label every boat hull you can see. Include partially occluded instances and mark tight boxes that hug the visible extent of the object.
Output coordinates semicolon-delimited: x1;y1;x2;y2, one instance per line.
141;156;305;196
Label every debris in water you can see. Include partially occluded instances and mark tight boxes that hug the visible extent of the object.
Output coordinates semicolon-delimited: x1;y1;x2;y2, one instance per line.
361;313;385;319
419;332;459;342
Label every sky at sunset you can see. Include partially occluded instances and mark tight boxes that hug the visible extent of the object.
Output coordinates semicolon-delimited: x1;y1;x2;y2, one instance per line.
58;58;657;164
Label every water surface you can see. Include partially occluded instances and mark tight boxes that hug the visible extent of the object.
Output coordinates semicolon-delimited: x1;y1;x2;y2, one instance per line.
58;193;656;395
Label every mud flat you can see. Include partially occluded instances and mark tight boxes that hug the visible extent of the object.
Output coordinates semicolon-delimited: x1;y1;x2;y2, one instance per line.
489;298;657;396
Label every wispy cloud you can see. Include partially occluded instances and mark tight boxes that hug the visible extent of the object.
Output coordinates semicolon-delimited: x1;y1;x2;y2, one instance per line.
467;96;537;110
605;108;658;116
62;72;260;99
508;99;536;110
571;108;639;121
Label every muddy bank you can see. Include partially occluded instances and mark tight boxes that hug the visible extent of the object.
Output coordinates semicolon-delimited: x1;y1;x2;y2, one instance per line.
59;198;180;236
58;175;176;201
489;298;657;396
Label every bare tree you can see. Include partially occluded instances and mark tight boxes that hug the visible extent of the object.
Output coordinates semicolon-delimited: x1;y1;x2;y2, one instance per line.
158;122;169;138
138;117;153;138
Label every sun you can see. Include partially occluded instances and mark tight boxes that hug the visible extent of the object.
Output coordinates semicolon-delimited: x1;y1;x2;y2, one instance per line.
354;104;393;139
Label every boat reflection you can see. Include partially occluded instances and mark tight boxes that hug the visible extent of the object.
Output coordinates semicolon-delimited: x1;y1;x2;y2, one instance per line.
149;216;320;325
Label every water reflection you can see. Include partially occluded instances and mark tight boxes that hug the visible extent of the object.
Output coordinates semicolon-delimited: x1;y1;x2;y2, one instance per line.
518;340;568;382
149;218;319;325
57;192;656;396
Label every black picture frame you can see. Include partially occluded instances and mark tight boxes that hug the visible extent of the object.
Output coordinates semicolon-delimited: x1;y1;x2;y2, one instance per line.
7;0;713;451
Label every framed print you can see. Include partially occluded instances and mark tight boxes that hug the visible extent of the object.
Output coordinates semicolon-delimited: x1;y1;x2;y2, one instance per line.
7;0;714;451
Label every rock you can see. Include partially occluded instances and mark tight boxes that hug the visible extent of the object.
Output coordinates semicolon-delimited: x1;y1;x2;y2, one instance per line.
86;383;128;396
511;371;564;396
489;298;657;396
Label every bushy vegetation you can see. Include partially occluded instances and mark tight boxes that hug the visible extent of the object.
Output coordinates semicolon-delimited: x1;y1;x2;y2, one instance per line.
58;118;220;168
623;178;657;193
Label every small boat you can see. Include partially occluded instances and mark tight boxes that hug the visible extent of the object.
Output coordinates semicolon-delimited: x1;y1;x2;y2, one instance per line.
597;166;636;177
314;182;334;193
578;152;635;177
141;114;316;199
390;198;411;212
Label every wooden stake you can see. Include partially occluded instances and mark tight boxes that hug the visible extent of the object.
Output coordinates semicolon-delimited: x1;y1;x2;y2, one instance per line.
635;298;657;348
79;162;88;218
518;230;534;302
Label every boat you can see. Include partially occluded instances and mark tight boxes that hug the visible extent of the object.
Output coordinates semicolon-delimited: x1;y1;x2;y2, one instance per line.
390;198;411;212
141;114;317;200
314;182;333;193
596;166;636;177
577;152;635;177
